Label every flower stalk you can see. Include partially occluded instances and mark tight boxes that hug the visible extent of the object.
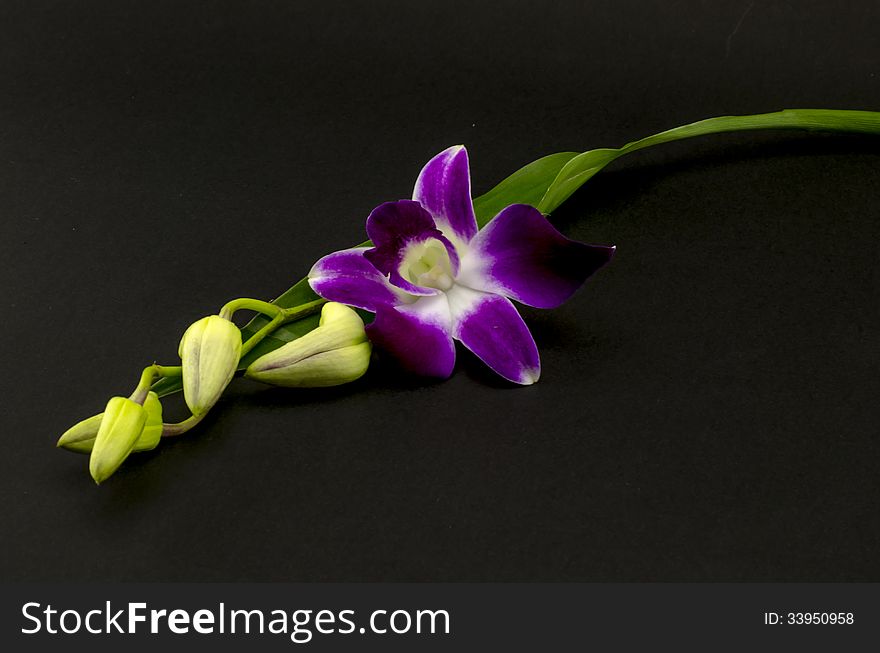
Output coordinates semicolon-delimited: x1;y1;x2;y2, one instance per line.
54;108;880;483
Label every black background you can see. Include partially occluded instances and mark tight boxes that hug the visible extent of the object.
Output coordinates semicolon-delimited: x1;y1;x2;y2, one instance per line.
1;0;878;582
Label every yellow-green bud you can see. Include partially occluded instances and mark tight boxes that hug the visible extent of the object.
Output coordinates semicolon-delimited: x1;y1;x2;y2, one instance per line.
89;397;147;484
179;315;242;416
133;391;163;452
245;302;371;387
57;392;164;455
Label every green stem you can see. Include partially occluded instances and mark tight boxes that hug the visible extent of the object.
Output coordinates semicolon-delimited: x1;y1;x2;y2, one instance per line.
281;298;326;320
240;312;286;358
219;297;283;321
537;109;880;213
130;364;182;404
161;413;205;438
239;298;326;357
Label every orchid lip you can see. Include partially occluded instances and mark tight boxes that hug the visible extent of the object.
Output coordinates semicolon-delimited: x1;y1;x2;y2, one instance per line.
401;237;456;291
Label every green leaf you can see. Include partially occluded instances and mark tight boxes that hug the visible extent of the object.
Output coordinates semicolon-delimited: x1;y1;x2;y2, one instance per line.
154;108;880;399
532;149;621;214
537;109;880;213
472;151;579;225
243;278;321;342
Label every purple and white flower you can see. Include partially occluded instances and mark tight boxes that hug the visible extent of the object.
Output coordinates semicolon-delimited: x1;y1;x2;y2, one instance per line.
308;146;615;385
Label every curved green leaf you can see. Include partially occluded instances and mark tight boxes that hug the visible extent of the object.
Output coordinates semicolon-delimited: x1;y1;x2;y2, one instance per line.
538;109;880;213
154;108;880;398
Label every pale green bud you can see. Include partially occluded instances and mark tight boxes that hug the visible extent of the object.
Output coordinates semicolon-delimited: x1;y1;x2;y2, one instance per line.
89;397;147;484
179;315;242;416
57;392;164;455
245;302;371;387
56;413;104;454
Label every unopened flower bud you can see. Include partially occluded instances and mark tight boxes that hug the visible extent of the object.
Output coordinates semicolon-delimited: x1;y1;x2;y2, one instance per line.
56;414;104;454
245;302;371;387
133;391;163;452
57;392;164;455
89;397;147;484
179;315;242;416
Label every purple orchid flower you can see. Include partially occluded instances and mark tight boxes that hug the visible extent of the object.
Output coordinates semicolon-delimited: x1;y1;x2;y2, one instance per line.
308;146;615;385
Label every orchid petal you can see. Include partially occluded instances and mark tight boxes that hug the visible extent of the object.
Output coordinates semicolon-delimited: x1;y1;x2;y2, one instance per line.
365;294;455;378
309;247;407;311
412;145;478;245
447;285;540;385
459;204;616;309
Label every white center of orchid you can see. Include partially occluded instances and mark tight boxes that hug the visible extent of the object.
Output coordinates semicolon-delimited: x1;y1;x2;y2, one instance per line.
402;238;455;291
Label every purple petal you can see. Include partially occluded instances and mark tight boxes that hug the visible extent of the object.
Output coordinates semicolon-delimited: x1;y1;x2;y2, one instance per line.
309;247;405;312
412;145;478;245
364;200;460;296
448;286;540;385
366;295;455;378
460;204;615;309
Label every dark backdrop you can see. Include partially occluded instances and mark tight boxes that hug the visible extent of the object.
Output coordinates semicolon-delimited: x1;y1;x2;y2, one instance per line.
1;0;878;581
